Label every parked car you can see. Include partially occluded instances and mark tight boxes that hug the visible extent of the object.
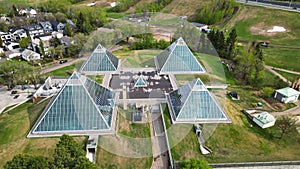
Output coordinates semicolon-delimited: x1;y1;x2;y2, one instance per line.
259;42;269;47
13;94;20;99
11;90;18;95
59;59;68;64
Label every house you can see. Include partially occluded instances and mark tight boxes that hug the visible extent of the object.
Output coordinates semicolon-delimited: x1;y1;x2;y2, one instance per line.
50;20;65;31
5;42;19;50
0;15;11;24
244;109;276;129
8;27;27;41
0;31;12;43
24;24;44;37
52;31;63;39
5;49;22;59
274;87;300;103
18;8;37;18
191;22;210;33
21;49;41;61
32;36;51;54
60;36;74;47
36;34;53;41
39;21;53;33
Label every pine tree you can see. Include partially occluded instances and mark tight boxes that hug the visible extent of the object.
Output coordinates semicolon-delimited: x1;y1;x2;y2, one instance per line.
65;23;72;37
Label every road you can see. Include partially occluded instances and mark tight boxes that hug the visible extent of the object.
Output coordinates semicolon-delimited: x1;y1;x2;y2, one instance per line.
236;0;300;13
40;57;86;74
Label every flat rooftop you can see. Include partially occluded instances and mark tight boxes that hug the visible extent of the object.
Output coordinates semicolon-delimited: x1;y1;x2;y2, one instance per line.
109;71;173;99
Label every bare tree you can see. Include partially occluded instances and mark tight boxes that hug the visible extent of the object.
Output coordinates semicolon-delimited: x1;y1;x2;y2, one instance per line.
276;115;297;139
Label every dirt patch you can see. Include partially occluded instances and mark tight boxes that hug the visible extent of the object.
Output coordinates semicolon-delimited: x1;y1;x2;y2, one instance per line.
249;22;289;37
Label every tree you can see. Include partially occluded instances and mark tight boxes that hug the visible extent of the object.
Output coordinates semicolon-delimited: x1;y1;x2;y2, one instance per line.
181;158;211;169
53;134;98;169
27;67;42;89
19;37;31;48
225;29;237;60
276;115;297;139
234;42;265;87
4;154;50;169
65;23;72;37
39;40;45;56
0;36;3;47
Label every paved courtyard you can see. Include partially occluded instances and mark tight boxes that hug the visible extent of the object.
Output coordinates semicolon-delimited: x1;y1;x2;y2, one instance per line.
110;71;173;99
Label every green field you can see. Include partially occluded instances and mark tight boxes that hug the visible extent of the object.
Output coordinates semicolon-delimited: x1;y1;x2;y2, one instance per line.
273;69;300;82
226;5;300;46
113;49;161;68
225;5;300;72
263;48;300;72
0;99;59;168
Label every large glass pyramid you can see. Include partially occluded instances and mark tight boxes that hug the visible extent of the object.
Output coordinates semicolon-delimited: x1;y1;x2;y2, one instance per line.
134;76;147;88
155;37;206;74
80;44;119;74
29;72;116;137
167;78;230;123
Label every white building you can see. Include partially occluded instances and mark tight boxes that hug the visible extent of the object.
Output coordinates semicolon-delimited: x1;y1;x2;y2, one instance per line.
244;109;276;129
21;49;41;61
274;87;300;103
253;112;276;129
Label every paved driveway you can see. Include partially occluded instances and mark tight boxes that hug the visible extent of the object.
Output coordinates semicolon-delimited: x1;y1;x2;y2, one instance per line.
0;86;36;114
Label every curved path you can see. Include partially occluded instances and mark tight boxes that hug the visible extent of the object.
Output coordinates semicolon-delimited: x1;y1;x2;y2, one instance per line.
272;101;300;117
264;65;292;85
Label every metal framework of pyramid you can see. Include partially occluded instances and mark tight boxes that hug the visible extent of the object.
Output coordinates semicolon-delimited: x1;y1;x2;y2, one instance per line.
155;37;206;74
134;76;147;88
28;72;116;137
80;44;120;74
166;78;230;124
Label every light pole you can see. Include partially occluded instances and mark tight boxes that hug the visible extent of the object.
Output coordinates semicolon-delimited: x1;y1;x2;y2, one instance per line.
289;0;293;7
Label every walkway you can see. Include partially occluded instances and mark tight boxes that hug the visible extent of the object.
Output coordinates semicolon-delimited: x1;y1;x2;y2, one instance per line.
149;107;170;169
271;101;300;117
264;65;292;85
270;66;300;75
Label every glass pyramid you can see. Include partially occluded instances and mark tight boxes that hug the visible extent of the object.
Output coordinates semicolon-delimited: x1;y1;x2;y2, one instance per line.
167;78;229;123
155;37;206;74
134;76;147;88
29;72;115;136
80;44;119;74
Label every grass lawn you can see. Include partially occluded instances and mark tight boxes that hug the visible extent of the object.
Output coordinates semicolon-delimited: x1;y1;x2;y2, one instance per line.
0;99;59;168
44;61;84;77
113;49;161;68
224;4;300;74
263;48;300;72
118;107;151;138
86;75;104;84
273;69;300;82
226;5;300;46
167;92;300;163
96;107;153;169
96;148;153;169
175;53;227;86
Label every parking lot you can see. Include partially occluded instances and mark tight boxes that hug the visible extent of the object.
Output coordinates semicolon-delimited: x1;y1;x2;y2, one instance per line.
0;86;36;114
